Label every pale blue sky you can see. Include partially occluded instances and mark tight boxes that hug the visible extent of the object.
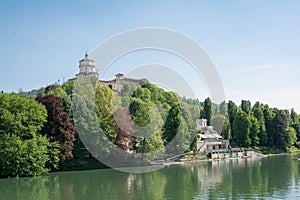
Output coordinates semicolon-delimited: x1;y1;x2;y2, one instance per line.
1;0;300;111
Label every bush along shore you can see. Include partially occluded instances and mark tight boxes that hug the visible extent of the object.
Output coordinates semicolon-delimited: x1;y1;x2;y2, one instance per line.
1;79;300;177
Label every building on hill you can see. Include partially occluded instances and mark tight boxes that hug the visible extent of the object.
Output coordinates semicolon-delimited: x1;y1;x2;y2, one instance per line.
100;73;141;92
70;53;141;92
75;53;99;79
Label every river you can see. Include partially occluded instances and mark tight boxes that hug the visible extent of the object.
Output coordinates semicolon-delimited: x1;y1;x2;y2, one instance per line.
1;153;300;199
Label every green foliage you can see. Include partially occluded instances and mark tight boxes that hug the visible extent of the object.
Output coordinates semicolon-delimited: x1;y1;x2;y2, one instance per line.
219;101;228;116
95;85;116;141
135;133;165;159
285;127;297;149
222;116;231;140
241;100;251;114
249;114;260;146
173;117;193;152
211;114;226;134
0;93;60;177
165;91;180;107
120;83;138;106
142;82;166;103
134;104;164;139
0;93;47;139
233;109;251;147
163;105;181;143
274;110;289;149
227;100;238;139
129;98;151;127
182;96;201;106
5;75;300;177
132;87;151;102
61;81;74;96
72;77;106;156
253;105;267;145
263;105;276;146
201;97;212;125
181;102;197;130
0;134;59;177
121;83;139;96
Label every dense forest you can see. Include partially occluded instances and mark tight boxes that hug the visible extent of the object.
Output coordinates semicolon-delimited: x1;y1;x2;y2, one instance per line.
1;78;300;177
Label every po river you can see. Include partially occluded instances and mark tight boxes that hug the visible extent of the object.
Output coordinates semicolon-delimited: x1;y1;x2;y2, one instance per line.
1;153;300;200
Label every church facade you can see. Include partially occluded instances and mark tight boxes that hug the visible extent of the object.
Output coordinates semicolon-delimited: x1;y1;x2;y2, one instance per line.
71;53;141;92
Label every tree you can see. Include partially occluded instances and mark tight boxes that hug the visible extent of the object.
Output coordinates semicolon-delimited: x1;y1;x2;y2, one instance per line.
201;97;212;125
285;127;297;149
211;114;226;134
263;105;276;146
129;98;151;127
0;93;47;139
163;105;181;143
134;104;164;146
142;82;166;103
273;110;288;149
121;83;138;96
135;133;165;159
233;109;251;147
95;85;116;141
253;105;267;146
132;87;151;103
228;100;238;140
211;114;231;139
169;117;191;153
181;102;196;131
0;134;59;177
72;82;101;157
290;109;300;141
0;93;59;177
241;100;251;114
46;85;73;117
129;92;164;155
62;81;74;96
72;77;115;159
222;116;231;140
36;94;75;163
273;110;296;149
165;91;181;107
219;101;228;116
249;114;260;146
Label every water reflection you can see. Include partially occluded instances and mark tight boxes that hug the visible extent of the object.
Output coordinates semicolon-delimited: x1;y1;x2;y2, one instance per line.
0;154;300;199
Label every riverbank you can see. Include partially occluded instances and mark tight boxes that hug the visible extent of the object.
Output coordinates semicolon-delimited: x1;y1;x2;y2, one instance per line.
246;146;300;155
173;147;300;165
61;146;300;171
0;148;299;179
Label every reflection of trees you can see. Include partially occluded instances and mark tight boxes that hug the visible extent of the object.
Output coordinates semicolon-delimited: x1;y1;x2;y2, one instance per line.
206;155;300;199
162;164;200;199
197;161;224;195
1;154;299;199
0;175;60;200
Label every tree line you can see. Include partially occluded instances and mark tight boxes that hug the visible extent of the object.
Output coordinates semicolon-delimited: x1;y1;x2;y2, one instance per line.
198;97;300;151
1;78;299;177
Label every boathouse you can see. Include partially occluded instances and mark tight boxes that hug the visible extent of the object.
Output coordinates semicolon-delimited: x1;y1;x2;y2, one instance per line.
195;119;244;159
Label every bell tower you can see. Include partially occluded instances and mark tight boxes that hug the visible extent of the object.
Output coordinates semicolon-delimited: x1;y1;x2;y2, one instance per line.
76;53;99;79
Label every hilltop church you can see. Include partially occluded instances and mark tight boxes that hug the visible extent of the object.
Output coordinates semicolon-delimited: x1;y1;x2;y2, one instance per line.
70;53;141;92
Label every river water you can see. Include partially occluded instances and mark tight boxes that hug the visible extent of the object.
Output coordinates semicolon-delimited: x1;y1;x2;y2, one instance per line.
1;153;300;200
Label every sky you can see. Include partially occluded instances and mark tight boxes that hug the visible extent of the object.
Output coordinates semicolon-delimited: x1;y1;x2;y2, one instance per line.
1;0;300;111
